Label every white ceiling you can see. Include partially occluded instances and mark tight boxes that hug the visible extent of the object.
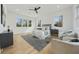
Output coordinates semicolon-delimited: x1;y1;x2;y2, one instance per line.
5;4;74;17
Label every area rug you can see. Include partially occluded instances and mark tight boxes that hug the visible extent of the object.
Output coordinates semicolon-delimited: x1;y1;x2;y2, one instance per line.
21;34;51;51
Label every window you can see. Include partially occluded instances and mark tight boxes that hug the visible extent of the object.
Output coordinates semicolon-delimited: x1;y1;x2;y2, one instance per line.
16;16;32;27
16;16;22;27
54;15;63;27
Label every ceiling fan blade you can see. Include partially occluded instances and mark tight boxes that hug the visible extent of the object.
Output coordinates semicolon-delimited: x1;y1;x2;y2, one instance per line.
36;7;41;10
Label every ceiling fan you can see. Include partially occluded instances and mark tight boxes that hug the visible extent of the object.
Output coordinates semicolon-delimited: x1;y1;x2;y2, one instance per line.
29;7;41;14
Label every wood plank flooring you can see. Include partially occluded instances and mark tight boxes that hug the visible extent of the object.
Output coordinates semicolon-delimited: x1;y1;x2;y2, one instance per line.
1;34;79;54
2;35;38;54
1;34;53;54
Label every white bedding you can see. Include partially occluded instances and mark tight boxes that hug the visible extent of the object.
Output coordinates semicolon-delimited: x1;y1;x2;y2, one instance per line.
32;29;50;39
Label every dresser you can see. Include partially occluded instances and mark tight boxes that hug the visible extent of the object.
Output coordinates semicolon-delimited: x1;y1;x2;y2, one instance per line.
0;31;13;49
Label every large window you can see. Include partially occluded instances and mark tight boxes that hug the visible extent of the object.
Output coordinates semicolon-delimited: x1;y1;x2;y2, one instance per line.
16;16;32;27
54;15;63;27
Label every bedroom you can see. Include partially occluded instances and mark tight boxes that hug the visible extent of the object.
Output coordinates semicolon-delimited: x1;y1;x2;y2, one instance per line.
0;4;79;54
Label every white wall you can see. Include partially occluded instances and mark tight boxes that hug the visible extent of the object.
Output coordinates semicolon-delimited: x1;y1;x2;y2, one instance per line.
5;6;74;35
38;7;74;35
73;5;79;34
37;6;73;37
50;7;73;33
6;10;52;34
35;15;52;25
6;10;36;34
36;6;74;33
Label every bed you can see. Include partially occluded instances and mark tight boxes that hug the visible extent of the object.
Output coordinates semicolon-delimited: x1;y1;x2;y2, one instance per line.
32;28;50;39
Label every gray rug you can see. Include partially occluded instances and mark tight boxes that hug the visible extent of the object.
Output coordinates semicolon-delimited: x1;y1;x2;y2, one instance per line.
21;35;51;51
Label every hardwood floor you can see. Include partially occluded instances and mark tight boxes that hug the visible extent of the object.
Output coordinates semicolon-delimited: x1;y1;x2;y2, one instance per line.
2;35;38;54
39;42;53;54
0;49;2;53
1;34;53;54
1;34;79;54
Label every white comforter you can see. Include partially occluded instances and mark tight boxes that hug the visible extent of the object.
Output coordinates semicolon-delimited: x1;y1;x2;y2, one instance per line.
32;29;50;39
